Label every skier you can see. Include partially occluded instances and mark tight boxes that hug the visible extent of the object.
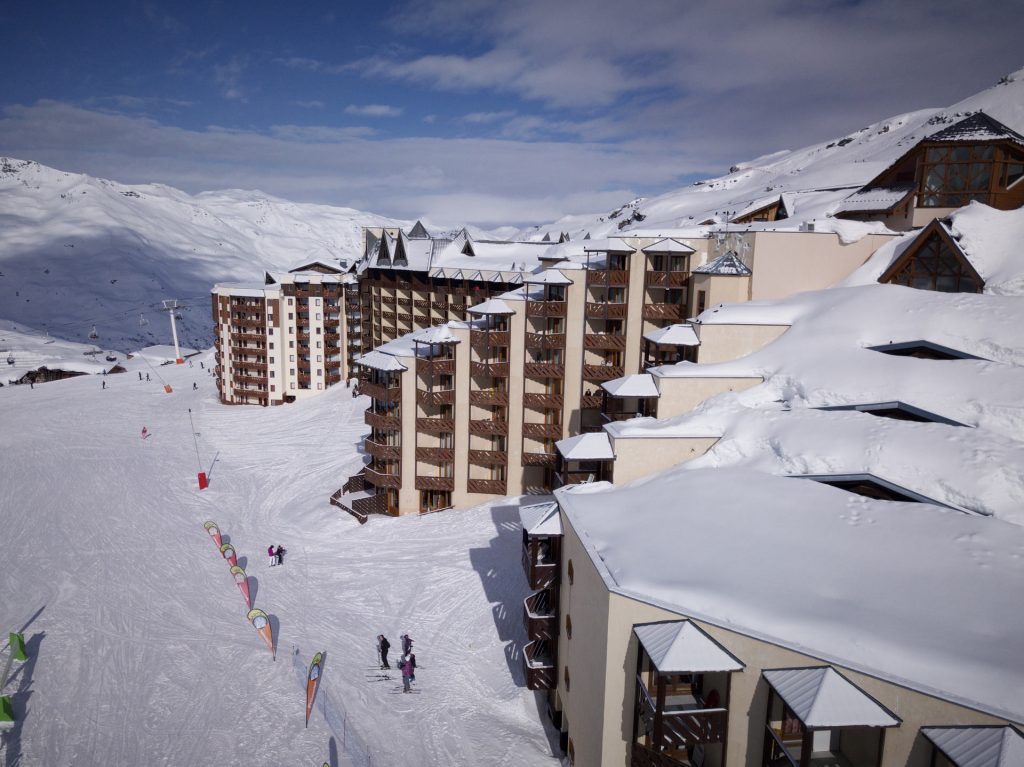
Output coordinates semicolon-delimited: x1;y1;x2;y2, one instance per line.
200;361;204;369
140;426;148;439
138;371;142;381
145;373;150;382
275;545;285;566
401;633;413;655
192;382;198;390
267;545;276;567
377;634;391;669
102;380;106;389
400;653;416;693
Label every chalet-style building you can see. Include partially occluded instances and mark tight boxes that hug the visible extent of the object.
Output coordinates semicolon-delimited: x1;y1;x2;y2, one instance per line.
879;218;984;293
834;113;1024;230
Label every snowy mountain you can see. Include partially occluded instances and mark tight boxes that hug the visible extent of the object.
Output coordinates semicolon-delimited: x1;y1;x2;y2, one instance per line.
0;158;405;351
518;66;1024;241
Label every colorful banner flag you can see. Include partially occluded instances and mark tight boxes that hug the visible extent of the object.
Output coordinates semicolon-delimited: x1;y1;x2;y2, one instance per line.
230;565;251;609
219;543;237;567
247;609;275;660
306;652;324;728
204;521;222;548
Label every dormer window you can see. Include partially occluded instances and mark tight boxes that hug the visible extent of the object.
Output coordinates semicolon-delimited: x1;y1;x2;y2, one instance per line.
919;145;994;207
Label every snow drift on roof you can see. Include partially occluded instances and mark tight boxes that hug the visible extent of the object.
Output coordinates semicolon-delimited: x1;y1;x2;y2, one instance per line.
467;298;516;315
926;112;1024;145
354;350;407;372
643;324;700;346
762;667;899;728
634;621;743;674
410;325;460;344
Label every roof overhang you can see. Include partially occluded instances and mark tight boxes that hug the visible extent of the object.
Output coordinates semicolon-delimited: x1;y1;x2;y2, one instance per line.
763;667;900;729
634;620;744;674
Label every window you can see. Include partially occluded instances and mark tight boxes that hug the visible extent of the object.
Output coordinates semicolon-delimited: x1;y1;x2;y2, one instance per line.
270;385;275;392
289;341;295;349
315;298;321;306
288;312;294;320
317;355;322;362
288;298;293;305
289;354;295;362
317;383;322;390
269;357;274;363
290;369;295;375
316;313;322;320
885;231;982;293
316;341;322;348
316;369;322;376
919;145;994;207
697;290;707;314
269;342;274;349
290;382;296;389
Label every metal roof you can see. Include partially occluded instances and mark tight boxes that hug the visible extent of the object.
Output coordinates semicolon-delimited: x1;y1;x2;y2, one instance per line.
522;269;574;285
641;238;696;255
634;621;743;674
922;726;1024;767
643;323;700;346
518;501;562;537
410;325;460;345
354;350;408;373
601;373;660;398
556;432;615;461
467;298;516;315
762;667;900;729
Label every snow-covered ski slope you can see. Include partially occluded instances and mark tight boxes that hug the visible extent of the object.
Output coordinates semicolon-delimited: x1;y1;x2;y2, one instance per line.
0;354;559;766
517;66;1024;241
0;157;406;352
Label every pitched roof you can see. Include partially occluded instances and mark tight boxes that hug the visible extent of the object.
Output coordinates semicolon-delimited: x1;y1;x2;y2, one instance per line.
641;238;696;256
408;220;430;239
556;432;614;461
634;621;743;674
355;350;408;372
926;112;1024;146
694;251;752;276
834;185;915;214
523;269;574;285
643;323;700;346
518;501;562;536
922;726;1024;767
601;373;660;398
410;325;460;344
467;298;516;316
762;667;899;728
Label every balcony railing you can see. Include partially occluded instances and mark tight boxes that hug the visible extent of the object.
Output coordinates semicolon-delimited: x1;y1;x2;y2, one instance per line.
467;478;507;494
525;301;567;318
416;357;455;375
417;388;456;406
365;439;401;460
230;332;266;343
645;271;690;287
642;304;683;321
414;475;455;491
585;302;628;319
468;449;507;466
524;590;558;641
584;333;626;350
636;685;729;750
233;374;267;385
364;467;402;489
364;409;402;431
580;394;604;409
470;361;510;378
469;389;509;406
523;392;564;410
524;333;566;350
470;329;511;348
586;269;630;286
522;422;563;440
522;451;559;467
469;419;508;436
360;381;402;403
234;360;268;372
415;446;454;462
583;365;624;382
523;640;556;691
524;363;565;379
232;317;265;329
416;417;455;433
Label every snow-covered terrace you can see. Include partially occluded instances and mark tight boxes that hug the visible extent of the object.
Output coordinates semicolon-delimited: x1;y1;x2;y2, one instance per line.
555;466;1024;724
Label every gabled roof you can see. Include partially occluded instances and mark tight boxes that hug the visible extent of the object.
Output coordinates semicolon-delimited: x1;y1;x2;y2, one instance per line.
643;323;700;346
922;726;1024;767
556;432;614;461
694;251;752;276
601;373;660;398
926;112;1024;146
408;220;430;239
878;218;984;289
634;621;743;674
762;667;900;729
641;238;696;256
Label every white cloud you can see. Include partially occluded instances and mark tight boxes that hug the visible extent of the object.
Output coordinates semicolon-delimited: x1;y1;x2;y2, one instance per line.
344;104;404;118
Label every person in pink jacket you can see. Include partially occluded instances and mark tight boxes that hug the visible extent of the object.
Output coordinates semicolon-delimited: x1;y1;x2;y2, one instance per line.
400;653;416;692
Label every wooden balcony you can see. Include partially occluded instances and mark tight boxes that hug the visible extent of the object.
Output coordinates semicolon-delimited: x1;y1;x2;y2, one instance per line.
381;311;396;321
381;295;396;305
342;470;365;494
522;451;559;467
364;467;402;489
415;475;455;491
364;409;401;431
470;361;510;378
468;449;507;466
230;332;266;343
232;317;265;328
353;493;388;519
523;422;563;440
525;301;567;318
524;363;565;379
586;269;630;286
467;478;507;494
233;360;268;372
636;685;729;751
642;304;683;321
645;271;690;287
523;640;556;691
524;333;566;350
431;301;448;312
523;392;564;409
416;417;455;433
469;419;508;436
324;332;340;343
326;373;342;385
233;374;267;385
585;302;628;319
523;590;558;642
396;297;412;308
360;381;402;403
583;364;624;382
580;394;604;409
365;439;401;460
469;389;509;406
470;329;510;348
414;299;431;309
416;446;455;462
584;333;626;350
416;388;456;406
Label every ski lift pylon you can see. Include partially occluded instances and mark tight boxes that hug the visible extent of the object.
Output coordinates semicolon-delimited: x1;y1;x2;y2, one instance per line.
139;314;149;327
88;325;99;340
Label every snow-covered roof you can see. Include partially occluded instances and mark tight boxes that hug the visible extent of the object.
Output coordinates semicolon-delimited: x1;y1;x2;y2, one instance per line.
354;350;408;372
601;373;659;398
555;467;1024;723
643;324;700;346
556;432;614;461
640;238;695;255
212;283;269;298
522;269;574;285
648;360;762;380
925;112;1024;146
410;325;460;345
762;667;899;728
634;621;743;674
467;298;516;316
922;726;1024;767
693;251;751;276
833;185;914;214
583;238;636;254
518;501;562;537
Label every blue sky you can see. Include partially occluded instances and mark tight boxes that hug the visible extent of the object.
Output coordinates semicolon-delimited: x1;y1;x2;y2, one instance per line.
1;0;1020;227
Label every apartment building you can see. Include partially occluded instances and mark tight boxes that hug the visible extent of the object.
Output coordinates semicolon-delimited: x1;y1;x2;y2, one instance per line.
212;261;355;406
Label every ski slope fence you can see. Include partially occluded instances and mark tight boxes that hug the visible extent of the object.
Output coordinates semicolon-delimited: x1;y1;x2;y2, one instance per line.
292;648;372;767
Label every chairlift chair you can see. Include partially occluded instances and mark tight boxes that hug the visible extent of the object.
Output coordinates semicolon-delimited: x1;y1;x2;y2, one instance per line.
6;353;13;366
139;314;149;327
88;325;99;340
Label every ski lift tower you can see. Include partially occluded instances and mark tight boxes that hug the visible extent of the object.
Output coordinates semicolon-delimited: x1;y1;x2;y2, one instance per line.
161;299;185;364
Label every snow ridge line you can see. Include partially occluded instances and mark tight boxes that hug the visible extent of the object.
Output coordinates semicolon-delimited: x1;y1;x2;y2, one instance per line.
291;647;372;767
